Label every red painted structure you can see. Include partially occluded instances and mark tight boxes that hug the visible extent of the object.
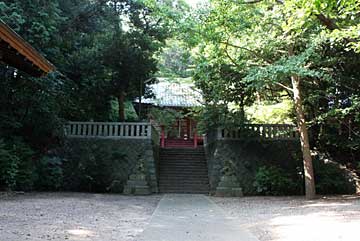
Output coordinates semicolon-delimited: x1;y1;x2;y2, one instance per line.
160;117;203;148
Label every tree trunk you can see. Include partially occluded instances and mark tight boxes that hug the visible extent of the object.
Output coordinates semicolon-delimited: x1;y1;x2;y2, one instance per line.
118;91;125;122
291;75;316;199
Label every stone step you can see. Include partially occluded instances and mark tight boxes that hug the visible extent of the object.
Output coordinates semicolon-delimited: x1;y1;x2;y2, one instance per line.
159;175;209;180
159;184;210;190
159;171;209;176
159;189;209;194
160;178;209;183
160;173;208;177
160;153;205;156
160;160;207;164
164;144;195;147
161;153;205;155
159;175;208;180
160;161;207;164
159;170;209;174
160;181;209;186
159;146;208;193
164;143;194;146
164;142;195;145
160;155;206;159
160;149;205;153
160;159;206;163
159;181;209;185
160;156;206;159
159;187;210;193
160;150;205;154
160;163;207;167
160;155;205;158
160;154;205;158
160;167;207;171
160;169;208;173
160;158;205;161
159;185;209;192
160;164;207;168
159;163;207;168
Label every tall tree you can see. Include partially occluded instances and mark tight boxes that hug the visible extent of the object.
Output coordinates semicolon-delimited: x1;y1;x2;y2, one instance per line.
189;0;360;199
103;0;189;121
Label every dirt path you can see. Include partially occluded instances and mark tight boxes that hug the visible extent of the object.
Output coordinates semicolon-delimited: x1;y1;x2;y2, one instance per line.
0;192;161;241
212;196;360;241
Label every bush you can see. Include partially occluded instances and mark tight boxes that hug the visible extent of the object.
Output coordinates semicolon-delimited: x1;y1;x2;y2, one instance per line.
0;139;35;191
253;166;301;195
313;158;356;195
11;139;35;191
0;140;19;190
62;141;128;193
34;156;63;191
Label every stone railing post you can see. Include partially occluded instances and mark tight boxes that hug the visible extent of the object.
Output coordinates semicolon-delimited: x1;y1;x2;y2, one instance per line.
217;128;223;140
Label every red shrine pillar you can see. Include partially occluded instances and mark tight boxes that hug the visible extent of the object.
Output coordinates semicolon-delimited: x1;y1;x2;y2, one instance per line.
193;128;198;148
161;125;165;148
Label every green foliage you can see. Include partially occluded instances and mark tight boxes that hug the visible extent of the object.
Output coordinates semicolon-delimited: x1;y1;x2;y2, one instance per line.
0;139;34;191
63;141;128;193
11;139;35;191
0;140;19;190
0;0;185;192
185;0;360;193
157;39;195;78
34;156;63;191
109;100;139;122
253;159;356;196
246;98;295;124
149;108;183;127
313;159;356;195
253;166;301;196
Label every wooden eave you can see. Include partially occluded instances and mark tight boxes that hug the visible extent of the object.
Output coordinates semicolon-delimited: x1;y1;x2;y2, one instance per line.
0;20;55;76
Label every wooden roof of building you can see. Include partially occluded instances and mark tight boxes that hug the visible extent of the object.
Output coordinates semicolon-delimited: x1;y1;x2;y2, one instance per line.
0;20;55;77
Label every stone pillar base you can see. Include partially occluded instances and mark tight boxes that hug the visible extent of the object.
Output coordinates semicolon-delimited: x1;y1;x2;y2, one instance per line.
215;175;243;197
123;174;151;195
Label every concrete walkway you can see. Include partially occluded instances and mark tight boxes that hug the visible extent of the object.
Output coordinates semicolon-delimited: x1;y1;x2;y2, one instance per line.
137;194;259;241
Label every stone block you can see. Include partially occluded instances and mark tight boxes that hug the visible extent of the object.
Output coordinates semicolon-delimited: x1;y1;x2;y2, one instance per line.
215;187;233;197
232;187;243;197
126;180;148;186
214;174;243;197
123;184;152;195
134;186;152;195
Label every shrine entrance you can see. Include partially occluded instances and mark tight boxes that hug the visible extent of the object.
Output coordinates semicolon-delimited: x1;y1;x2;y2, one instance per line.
160;117;203;148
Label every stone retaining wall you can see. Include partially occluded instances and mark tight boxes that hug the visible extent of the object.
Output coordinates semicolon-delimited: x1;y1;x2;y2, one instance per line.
63;138;159;193
205;134;302;195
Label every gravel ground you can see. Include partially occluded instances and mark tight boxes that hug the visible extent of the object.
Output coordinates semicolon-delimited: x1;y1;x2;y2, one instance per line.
0;192;162;241
2;193;359;241
212;195;360;241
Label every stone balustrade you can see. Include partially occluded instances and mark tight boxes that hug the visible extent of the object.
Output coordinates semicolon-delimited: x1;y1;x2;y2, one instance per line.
217;124;299;141
64;122;152;139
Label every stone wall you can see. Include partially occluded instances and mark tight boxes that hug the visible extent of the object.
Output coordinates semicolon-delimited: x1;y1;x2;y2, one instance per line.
62;138;159;193
205;134;302;195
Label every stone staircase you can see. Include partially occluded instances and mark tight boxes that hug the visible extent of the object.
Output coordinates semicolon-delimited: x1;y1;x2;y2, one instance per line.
159;148;209;194
164;139;195;148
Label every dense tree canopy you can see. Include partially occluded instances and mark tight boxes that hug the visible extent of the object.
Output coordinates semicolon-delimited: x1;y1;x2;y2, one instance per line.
0;0;188;190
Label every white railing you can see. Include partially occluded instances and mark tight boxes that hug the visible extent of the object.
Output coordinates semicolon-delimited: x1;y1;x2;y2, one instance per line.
65;122;152;139
217;124;298;140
